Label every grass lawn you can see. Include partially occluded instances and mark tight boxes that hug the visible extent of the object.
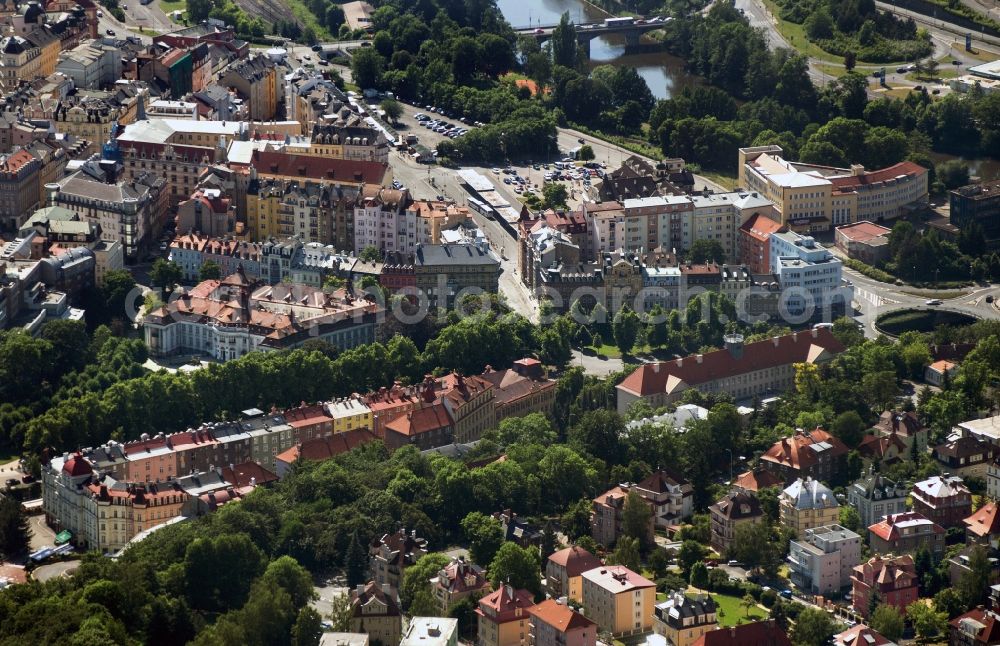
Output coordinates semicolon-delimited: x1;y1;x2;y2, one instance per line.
761;0;912;67
900;288;969;300
158;0;184;14
708;592;768;627
699;171;738;191
581;343;623;359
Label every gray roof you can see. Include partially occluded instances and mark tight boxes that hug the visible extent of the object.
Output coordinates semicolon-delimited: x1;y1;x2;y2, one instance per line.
782;477;838;510
414;243;498;267
58;171;150;204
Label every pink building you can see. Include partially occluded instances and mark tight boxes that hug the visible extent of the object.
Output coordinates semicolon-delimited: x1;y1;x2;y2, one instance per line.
529;599;597;646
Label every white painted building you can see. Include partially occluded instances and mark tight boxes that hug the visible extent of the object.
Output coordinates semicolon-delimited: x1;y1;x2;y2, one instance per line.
769;231;846;317
787;524;862;595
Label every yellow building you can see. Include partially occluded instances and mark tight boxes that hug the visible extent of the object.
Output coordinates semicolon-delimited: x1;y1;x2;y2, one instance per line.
327;397;373;434
546;546;603;603
54;96;138;156
0;35;42;91
407;200;468;244
245;151;388;244
653;592;718;646
580;566;656;636
738;145;928;233
220;55;281;121
477;586;534;646
25;27;59;77
779;477;841;537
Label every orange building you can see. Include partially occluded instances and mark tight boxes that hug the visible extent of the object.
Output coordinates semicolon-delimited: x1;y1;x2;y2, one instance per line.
476;585;535;646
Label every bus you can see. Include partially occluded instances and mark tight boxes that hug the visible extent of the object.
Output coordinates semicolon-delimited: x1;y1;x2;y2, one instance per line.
604;16;635;27
467;197;495;220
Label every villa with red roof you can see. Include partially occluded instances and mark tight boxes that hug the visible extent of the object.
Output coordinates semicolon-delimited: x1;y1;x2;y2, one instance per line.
733;467;784;492
965;502;1000;549
874;410;930;452
851;554;918;619
761;427;849;485
926;359;959;387
949;607;1000;646
616;328;844;414
869;512;946;557
529;599;597;646
476;585;535;646
431;556;491;614
546;546;604;602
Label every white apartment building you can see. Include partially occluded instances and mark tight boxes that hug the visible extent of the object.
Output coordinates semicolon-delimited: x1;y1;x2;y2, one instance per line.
592;192;776;261
352;186;413;255
769;231;846;317
787;524;862;595
56;40;121;89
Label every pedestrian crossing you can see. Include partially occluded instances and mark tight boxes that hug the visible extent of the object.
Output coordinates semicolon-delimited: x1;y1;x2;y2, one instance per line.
854;287;899;309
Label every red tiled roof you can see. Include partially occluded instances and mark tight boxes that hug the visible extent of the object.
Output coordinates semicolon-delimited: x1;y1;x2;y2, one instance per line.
275;429;378;464
221;462;278;489
733;468;783;492
836;221;891;243
0;150;37;174
384;403;452;437
833;624;895;646
528;600;596;633
62;452;93;477
964;502;1000;538
830;161;927;191
761;428;849;470
857;432;907;461
709;490;763;521
868;512;944;541
949;608;1000;643
740;212;786;242
618;328;845;397
875;410;926;438
252;150;388;184
351;581;401;618
477;585;533;614
693;621;791;646
548;546;603;577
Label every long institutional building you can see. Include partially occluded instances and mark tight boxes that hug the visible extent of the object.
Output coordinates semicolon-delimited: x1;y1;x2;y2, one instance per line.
143;268;381;361
616;328;846;413
738;145;928;233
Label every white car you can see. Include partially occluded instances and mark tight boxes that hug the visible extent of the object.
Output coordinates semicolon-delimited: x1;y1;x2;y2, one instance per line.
925;299;942;306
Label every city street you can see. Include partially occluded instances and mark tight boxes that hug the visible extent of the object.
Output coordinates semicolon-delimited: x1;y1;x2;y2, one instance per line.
843;259;1000;337
737;0;1000;94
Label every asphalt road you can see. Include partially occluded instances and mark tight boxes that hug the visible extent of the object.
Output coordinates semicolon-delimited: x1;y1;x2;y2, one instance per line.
738;0;1000;94
842;259;1000;338
32;559;80;582
121;0;177;32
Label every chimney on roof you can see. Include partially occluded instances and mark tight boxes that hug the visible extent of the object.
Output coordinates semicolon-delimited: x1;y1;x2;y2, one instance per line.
772;336;780;347
356;584;365;597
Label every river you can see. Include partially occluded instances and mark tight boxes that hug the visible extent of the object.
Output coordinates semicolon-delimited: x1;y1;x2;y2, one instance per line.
496;0;699;100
